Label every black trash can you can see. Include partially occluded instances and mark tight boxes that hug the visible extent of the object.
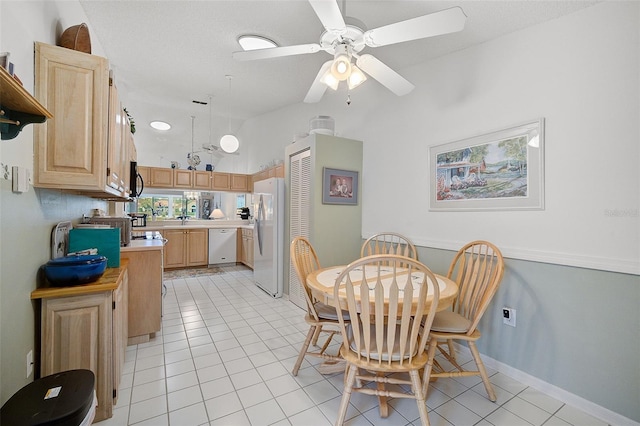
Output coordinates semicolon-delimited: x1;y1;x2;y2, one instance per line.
0;369;96;426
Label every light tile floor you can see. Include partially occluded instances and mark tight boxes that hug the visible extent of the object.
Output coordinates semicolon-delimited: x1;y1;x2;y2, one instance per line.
100;265;609;426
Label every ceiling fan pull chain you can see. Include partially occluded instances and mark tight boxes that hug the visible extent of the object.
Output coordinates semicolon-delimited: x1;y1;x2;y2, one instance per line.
346;93;351;106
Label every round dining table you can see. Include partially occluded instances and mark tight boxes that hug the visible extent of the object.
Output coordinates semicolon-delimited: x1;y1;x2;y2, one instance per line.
306;264;458;313
306;264;459;418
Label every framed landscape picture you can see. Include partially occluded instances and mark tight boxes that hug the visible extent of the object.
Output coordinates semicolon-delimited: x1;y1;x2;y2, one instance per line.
429;118;545;211
323;167;358;205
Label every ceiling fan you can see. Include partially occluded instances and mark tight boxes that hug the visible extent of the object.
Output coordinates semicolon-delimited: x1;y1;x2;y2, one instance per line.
200;143;240;157
194;95;240;160
233;0;466;103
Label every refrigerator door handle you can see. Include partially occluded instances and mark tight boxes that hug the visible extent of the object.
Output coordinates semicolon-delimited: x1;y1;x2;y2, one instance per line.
256;194;265;256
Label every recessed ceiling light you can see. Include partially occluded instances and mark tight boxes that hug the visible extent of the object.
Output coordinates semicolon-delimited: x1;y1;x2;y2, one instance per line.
150;121;171;131
238;35;277;51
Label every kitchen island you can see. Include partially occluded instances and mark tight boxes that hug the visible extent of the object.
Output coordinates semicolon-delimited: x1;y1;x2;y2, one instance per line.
121;239;164;345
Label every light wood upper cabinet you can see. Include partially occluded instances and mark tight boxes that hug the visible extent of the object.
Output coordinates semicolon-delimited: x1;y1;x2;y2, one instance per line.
107;78;126;194
231;174;248;192
173;169;193;188
193;170;212;189
211;172;231;190
137;165;150;187
275;163;284;178
33;42;129;199
137;166;249;192
212;172;248;191
139;166;173;188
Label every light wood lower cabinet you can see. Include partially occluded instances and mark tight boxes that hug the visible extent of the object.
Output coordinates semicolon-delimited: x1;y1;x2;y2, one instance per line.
163;228;208;268
120;248;163;344
36;268;128;422
240;228;254;269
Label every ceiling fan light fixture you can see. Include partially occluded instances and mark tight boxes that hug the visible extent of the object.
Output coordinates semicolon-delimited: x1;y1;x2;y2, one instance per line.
237;35;278;51
347;65;367;89
321;70;339;90
330;44;352;81
220;134;240;153
150;120;171;131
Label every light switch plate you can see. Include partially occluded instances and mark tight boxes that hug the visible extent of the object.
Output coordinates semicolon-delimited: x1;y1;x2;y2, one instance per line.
12;166;30;193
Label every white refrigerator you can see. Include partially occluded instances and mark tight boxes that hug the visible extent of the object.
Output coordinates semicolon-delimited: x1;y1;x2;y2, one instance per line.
253;177;284;297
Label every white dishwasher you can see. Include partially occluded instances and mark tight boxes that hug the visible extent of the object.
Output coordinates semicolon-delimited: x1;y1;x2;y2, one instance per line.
208;228;237;265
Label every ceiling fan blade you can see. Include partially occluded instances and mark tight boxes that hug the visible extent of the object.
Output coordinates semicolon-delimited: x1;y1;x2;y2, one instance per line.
364;6;466;47
356;54;415;96
233;43;322;61
308;0;346;34
304;60;333;103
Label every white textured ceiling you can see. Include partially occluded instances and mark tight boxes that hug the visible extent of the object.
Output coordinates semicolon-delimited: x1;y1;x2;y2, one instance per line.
79;0;598;153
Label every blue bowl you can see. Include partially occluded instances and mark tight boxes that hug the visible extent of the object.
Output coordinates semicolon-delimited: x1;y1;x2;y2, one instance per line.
43;255;108;286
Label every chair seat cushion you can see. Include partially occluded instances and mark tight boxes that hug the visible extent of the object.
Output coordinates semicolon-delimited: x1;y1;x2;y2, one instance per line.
347;323;417;361
431;311;472;333
314;302;349;321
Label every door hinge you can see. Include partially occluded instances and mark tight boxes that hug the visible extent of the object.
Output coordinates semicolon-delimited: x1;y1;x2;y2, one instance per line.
112;301;116;310
113;389;117;399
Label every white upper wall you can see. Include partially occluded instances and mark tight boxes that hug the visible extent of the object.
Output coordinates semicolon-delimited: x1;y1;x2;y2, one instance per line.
239;1;639;275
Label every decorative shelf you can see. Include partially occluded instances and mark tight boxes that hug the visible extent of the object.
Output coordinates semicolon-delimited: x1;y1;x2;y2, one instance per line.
0;66;52;140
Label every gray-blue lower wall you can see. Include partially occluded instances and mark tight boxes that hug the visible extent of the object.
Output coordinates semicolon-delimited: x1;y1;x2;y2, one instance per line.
416;245;640;424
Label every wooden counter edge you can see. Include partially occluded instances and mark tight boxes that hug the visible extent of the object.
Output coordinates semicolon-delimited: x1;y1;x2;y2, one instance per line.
31;259;129;300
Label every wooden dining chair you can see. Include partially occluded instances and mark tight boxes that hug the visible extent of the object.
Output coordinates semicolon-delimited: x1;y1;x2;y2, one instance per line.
427;240;505;401
361;232;418;264
290;237;344;376
333;255;440;426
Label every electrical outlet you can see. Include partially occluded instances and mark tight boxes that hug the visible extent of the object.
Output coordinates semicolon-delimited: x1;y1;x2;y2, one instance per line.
26;350;33;378
502;307;516;327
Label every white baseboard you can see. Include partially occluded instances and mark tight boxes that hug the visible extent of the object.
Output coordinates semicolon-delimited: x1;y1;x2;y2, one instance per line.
452;343;639;426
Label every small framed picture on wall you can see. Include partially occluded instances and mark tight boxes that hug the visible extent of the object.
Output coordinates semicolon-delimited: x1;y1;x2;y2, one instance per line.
322;167;359;205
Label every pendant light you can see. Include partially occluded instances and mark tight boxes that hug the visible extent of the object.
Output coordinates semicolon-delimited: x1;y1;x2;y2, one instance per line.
220;75;239;154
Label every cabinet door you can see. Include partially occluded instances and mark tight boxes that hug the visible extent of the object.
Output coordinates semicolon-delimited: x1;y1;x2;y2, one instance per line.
163;229;187;268
41;291;112;421
193;171;212;189
137;165;150;188
150;167;174;187
211;172;230;190
112;270;128;405
275;163;285;178
173;169;193;188
107;81;125;194
230;174;248;192
121;249;162;340
187;229;209;266
246;233;254;269
34;42;110;192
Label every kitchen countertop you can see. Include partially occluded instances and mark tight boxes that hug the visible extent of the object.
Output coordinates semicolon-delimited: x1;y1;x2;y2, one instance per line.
122;239;165;252
31;259;129;299
138;222;254;231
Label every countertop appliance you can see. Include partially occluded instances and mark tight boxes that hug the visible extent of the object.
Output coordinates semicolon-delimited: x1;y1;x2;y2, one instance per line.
253;177;284;297
86;216;132;246
208;228;237;265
